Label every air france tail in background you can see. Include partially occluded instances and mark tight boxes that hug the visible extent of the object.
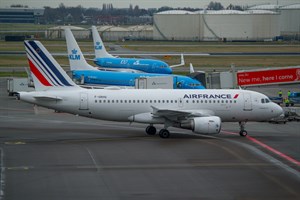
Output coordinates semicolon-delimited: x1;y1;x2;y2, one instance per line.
24;40;79;91
91;26;173;74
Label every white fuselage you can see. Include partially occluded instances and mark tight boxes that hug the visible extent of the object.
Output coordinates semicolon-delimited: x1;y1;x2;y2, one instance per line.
20;88;283;123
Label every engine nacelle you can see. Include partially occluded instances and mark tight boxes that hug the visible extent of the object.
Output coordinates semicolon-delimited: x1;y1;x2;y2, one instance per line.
179;116;221;135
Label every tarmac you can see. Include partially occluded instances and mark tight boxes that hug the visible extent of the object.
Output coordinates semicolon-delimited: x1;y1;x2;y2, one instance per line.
0;78;300;200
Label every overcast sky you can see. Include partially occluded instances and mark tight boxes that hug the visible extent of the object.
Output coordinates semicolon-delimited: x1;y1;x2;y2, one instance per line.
1;0;299;9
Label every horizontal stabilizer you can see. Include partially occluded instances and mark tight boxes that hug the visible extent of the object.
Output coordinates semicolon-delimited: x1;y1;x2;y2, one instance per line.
34;95;62;101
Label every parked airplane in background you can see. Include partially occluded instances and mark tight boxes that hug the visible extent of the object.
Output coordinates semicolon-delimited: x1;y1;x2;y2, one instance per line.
20;40;283;138
65;28;204;89
91;26;184;74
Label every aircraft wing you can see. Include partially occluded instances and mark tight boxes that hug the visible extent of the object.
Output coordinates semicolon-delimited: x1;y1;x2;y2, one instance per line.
151;106;215;121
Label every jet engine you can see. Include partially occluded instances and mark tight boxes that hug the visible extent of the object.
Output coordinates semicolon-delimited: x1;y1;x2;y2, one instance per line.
178;116;221;135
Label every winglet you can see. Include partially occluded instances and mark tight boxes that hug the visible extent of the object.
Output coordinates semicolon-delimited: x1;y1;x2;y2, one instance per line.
170;53;185;68
24;40;79;91
91;26;114;59
64;28;96;71
189;63;195;73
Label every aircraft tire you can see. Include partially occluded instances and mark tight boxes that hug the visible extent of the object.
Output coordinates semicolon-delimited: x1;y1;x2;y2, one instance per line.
146;126;156;135
239;130;248;137
159;129;170;138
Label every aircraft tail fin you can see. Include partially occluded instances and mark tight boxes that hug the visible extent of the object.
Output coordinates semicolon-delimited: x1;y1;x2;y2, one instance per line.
92;26;114;58
64;28;96;71
24;40;79;91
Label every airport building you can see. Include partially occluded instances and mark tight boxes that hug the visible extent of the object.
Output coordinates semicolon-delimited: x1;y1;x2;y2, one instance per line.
248;4;300;40
0;8;44;23
153;9;280;41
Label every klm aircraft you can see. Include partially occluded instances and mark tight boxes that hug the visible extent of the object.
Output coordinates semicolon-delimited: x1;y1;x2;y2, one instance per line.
91;26;184;74
65;28;204;89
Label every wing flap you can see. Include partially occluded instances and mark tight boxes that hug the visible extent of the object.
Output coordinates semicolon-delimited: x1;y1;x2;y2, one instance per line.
151;106;215;120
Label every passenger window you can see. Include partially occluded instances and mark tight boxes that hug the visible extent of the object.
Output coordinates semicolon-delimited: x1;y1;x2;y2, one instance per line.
145;100;148;103
186;100;189;103
209;100;211;103
205;100;207;103
154;100;156;103
175;100;177;103
171;100;173;103
162;100;165;103
95;100;97;103
103;100;106;103
112;100;114;103
150;100;152;103
120;100;123;103
192;100;195;103
133;100;135;103
166;100;169;103
99;100;102;103
137;100;139;103
129;100;131;103
124;100;127;103
116;100;118;103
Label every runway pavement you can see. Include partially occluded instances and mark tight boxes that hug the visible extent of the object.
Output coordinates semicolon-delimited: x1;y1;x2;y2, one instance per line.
0;78;300;200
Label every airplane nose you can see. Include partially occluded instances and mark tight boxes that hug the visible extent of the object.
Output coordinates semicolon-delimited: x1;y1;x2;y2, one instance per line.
166;67;173;74
273;103;284;117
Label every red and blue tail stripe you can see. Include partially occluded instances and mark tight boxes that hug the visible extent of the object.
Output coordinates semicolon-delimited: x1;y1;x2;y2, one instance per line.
24;40;74;87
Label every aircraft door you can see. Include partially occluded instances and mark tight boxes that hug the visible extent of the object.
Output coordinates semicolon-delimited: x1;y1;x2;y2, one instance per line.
79;93;89;110
178;98;183;108
243;93;252;111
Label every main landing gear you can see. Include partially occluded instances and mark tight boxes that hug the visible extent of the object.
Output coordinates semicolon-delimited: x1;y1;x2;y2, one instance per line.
146;125;156;135
145;125;170;138
239;121;248;137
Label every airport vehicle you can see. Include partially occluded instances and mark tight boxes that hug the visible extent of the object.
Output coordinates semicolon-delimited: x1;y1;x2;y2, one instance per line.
91;26;183;74
7;77;34;96
19;40;283;138
288;92;300;106
65;28;204;89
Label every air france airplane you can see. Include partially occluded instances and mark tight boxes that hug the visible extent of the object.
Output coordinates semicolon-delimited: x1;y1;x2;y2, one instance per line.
65;28;204;89
19;40;283;138
91;26;183;74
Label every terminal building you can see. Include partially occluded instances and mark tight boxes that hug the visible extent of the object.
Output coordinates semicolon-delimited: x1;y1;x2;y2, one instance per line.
0;8;44;23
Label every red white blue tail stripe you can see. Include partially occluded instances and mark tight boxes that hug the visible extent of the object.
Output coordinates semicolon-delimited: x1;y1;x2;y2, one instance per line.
24;40;75;87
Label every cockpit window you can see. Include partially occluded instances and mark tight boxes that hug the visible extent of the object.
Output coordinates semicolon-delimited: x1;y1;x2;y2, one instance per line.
261;98;270;104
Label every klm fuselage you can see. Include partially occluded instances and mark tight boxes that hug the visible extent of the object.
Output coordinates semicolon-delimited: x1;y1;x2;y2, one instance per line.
72;70;204;89
94;58;172;74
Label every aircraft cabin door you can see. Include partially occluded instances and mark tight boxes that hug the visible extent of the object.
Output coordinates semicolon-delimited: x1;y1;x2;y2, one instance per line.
178;98;183;108
79;93;89;110
243;93;252;111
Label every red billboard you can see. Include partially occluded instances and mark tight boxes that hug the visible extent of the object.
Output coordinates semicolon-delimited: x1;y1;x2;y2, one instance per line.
237;67;300;86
